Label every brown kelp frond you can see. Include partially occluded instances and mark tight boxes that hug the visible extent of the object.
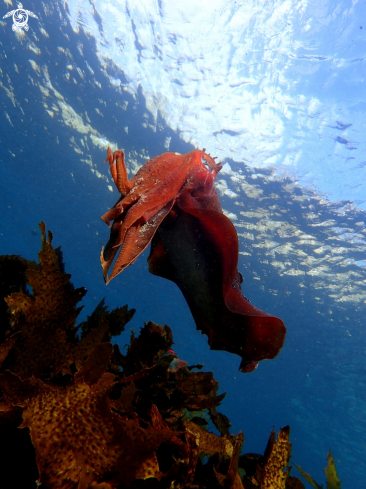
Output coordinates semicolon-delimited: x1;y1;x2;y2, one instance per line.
324;451;341;489
0;223;305;489
0;254;38;343
3;222;86;379
78;298;135;341
240;426;293;489
1;222;134;380
294;450;341;489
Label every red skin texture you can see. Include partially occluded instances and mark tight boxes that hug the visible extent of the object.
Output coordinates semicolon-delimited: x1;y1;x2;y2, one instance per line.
101;148;221;282
101;148;286;372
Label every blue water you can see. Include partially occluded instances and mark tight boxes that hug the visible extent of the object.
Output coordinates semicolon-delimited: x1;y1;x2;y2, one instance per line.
1;1;366;487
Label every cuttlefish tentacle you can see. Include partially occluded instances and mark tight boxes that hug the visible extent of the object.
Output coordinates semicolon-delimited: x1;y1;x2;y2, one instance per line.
111;175;189;248
102;199;175;283
101;148;137;226
101;149;219;281
104;149;133;196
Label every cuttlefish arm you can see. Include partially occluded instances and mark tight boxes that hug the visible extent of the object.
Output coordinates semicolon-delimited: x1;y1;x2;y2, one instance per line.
101;148;221;284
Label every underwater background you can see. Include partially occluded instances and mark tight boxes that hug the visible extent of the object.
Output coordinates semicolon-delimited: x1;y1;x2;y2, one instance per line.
0;0;365;487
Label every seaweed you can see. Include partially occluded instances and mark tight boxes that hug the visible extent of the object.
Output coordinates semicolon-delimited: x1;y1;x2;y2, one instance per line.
0;223;306;488
294;451;341;489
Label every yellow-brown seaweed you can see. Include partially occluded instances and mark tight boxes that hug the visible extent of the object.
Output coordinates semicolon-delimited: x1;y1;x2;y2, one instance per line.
0;223;302;489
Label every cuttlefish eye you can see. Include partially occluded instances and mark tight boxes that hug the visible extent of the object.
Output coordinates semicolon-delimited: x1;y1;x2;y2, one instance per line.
201;156;215;173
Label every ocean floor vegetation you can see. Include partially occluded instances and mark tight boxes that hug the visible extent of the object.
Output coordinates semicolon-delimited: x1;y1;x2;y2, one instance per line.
0;223;340;489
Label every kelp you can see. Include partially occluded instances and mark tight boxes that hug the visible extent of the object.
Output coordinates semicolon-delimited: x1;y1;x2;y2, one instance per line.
324;451;341;489
293;464;323;489
240;426;298;489
0;223;307;488
294;451;341;489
